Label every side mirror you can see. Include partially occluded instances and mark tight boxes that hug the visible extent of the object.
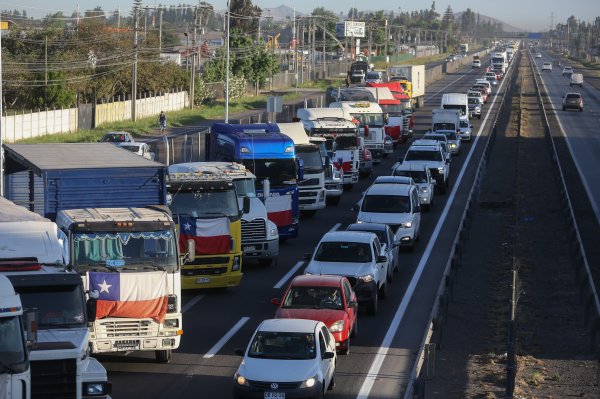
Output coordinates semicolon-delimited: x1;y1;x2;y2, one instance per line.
470;124;474;128
184;239;196;264
297;158;304;181
383;113;389;124
86;297;97;323
262;178;271;199
235;348;245;356
446;158;451;164
322;351;335;359
23;308;38;350
352;204;360;212
377;255;388;263
242;196;251;214
271;297;281;306
303;253;312;261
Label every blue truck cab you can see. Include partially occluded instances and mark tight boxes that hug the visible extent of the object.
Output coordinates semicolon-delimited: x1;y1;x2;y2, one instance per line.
209;123;301;239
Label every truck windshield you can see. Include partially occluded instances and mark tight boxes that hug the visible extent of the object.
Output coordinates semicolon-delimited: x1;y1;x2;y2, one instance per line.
433;123;456;132
362;194;411;213
17;285;86;329
334;136;357;150
492;57;504;63
0;316;27;370
72;231;178;272
170;190;240;219
243;158;297;188
379;103;403;116
296;147;323;173
233;178;257;198
350;113;385;127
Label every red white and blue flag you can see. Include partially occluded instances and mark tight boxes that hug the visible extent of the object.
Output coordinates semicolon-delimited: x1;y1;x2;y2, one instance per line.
87;271;168;322
265;195;293;227
333;150;353;173
178;217;230;255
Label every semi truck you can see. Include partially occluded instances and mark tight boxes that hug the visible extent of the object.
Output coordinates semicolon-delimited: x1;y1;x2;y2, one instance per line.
459;43;469;54
167;163;246;284
367;82;413;138
0;197;111;399
0;274;34;399
305;135;344;205
2;143;184;364
348;60;369;84
388;64;426;108
491;51;507;73
277;122;326;216
208;123;300;240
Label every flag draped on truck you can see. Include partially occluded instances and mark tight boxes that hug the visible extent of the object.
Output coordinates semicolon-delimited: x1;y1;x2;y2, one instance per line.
178;216;231;255
265;195;293;227
87;271;168;322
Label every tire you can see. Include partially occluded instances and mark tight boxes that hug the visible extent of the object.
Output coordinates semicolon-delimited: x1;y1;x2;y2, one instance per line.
340;337;350;355
327;196;341;206
328;371;336;390
367;292;378;315
580;108;583;112
155;349;171;363
379;281;388;299
314;385;324;399
387;265;394;282
258;258;274;266
423;203;431;212
478;114;482;119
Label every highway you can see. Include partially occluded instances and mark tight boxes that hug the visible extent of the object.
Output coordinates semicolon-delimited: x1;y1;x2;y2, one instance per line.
100;57;512;399
532;50;600;225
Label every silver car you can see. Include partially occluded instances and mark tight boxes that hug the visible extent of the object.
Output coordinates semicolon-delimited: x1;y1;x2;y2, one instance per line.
392;164;435;211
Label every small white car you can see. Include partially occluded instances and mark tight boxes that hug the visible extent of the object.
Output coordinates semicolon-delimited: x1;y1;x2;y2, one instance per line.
118;142;155;160
562;66;573;77
474;79;492;95
541;62;552;72
392;164;435;211
305;231;390;314
234;319;337;398
356;183;421;250
472;59;481;68
468;98;482;120
400;143;450;194
458;117;473;141
534;53;542;58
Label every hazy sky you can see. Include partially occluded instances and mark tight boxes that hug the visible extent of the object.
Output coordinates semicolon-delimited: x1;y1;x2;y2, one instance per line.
5;1;599;31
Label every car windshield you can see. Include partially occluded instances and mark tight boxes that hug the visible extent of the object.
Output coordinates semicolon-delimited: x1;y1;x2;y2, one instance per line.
72;230;179;272
282;286;344;310
248;331;316;360
433;123;456;132
468;98;479;104
296;147;323;173
233;178;257;198
16;284;86;329
0;316;27;368
405;150;442;162
362;194;411;213
394;169;427;183
242;158;297;188
565;94;580;100
170;189;240;219
314;241;372;263
350;113;384;127
348;228;387;244
122;145;141;152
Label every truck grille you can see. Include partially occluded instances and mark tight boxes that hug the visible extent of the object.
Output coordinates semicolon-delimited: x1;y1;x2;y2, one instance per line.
188;256;231;265
97;319;155;338
241;219;267;242
182;267;228;276
30;359;77;399
299;178;320;187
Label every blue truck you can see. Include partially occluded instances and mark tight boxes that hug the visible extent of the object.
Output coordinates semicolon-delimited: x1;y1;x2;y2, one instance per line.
208;123;301;239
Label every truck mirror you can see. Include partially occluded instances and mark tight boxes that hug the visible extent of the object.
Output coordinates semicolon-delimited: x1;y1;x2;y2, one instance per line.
263;179;271;199
185;239;196;264
23;308;38;350
166;193;173;206
383;113;389;124
86;298;97;323
242;196;251;215
297;158;304;180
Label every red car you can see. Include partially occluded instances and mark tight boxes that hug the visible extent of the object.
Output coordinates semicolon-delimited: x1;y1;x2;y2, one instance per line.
272;275;358;355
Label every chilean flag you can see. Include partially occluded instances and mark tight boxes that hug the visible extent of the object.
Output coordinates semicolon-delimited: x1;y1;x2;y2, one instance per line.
333;150;353;173
265;195;293;227
87;271;168;323
178;217;230;255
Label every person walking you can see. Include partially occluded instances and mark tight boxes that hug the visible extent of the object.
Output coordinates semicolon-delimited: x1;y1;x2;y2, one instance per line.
158;111;167;134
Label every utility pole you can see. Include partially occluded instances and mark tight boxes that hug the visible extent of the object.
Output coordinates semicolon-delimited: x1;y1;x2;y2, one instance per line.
0;13;4;196
312;17;316;80
159;9;163;52
45;36;48;108
190;6;198;109
225;0;231;123
322;18;326;78
132;7;138;121
384;19;389;65
368;20;373;63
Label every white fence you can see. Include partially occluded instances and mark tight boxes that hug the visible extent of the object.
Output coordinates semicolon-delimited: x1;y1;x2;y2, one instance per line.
96;91;188;126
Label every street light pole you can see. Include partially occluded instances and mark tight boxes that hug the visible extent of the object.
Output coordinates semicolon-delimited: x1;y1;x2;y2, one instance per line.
0;13;4;196
225;0;231;123
132;7;139;122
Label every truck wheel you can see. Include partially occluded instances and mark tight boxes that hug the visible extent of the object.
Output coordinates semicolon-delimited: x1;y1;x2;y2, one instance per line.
156;349;171;363
327;196;341;206
258;258;274;266
368;292;378;315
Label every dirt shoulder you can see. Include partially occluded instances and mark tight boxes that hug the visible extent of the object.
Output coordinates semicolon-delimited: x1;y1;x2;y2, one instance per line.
424;51;600;398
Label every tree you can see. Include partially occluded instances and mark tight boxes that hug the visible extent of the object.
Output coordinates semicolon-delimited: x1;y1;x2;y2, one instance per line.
229;0;261;34
442;5;454;30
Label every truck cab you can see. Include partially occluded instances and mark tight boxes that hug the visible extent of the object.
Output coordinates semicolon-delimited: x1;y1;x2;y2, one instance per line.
307;136;344;205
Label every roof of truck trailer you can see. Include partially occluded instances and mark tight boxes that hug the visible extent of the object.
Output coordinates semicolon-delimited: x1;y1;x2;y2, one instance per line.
3;143;163;174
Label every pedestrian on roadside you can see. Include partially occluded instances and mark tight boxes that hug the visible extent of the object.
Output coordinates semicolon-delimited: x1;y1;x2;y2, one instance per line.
158;111;167;134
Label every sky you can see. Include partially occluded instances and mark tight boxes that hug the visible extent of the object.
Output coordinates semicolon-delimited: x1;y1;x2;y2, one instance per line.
5;1;599;31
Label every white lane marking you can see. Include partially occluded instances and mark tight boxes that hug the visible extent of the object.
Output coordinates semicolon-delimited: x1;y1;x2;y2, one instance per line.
356;67;509;399
181;295;204;313
329;222;341;232
536;71;600;226
203;317;250;359
273;261;305;289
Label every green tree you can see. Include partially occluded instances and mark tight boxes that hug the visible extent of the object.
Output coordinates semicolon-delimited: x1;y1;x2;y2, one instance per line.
229;0;261;34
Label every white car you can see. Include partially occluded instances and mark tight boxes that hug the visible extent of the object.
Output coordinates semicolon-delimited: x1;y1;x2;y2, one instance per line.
392;164;435;211
399;143;450;194
541;62;552;72
356;183;422;250
474;79;492;95
472;59;481;68
534;53;542;58
234;319;336;398
458;117;473;141
468;98;482;120
304;231;390;314
118;142;155;160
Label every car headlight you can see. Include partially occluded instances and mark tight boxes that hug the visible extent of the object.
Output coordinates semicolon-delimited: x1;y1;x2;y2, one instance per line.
300;375;318;388
235;372;249;386
450;143;457;148
438;167;445;172
329;320;344;333
420;187;428;193
232;255;241;272
358;274;374;283
356;219;363;224
83;382;111;396
402;221;412;228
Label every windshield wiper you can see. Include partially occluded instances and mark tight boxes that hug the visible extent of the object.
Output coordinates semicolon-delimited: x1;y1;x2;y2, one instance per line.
198;212;231;218
95;264;120;273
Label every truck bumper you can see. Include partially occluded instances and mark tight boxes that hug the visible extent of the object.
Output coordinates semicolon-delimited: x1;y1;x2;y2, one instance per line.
180;254;243;289
298;188;326;211
242;238;279;260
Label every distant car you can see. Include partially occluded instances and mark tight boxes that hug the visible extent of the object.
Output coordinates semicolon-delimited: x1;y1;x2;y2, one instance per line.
365;71;383;83
399;142;450;194
458;118;473;142
494;70;504;80
471;59;481;68
535;53;542;58
468;97;482;120
233;319;337;399
471;86;488;103
562;66;573;77
272;275;358;355
562;93;583;112
570;73;583;87
541;62;552;72
99;131;134;143
484;72;498;86
118;142;155;160
467;90;485;106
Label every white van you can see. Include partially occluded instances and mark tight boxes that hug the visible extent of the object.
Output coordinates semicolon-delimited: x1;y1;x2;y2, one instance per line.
471;59;481;68
570;73;583;87
440;93;469;117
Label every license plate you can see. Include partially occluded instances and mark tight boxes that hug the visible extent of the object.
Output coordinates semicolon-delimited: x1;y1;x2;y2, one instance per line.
114;343;139;350
196;277;211;284
243;245;256;252
264;393;285;399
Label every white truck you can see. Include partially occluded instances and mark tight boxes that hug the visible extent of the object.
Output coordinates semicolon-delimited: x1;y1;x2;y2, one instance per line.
0;197;111;399
441;93;469;117
431;108;462;155
0;274;35;399
491;51;507;73
459;43;469;54
387;64;426;108
329;101;387;163
278;122;327;216
296;107;364;186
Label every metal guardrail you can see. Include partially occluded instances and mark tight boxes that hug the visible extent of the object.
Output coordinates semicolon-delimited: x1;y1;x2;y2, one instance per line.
403;50;522;399
528;51;600;343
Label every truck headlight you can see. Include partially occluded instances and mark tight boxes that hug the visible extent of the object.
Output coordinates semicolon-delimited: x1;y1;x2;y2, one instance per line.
83;382;112;396
402;221;413;228
420;187;428;193
358;274;374;283
438;167;445;172
163;318;179;328
450;143;457;148
329;320;344;333
269;227;278;237
232;255;241;272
